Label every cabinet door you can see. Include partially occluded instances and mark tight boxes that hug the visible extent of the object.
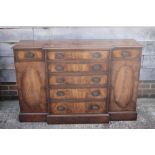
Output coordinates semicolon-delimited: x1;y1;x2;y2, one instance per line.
110;56;141;112
15;62;47;113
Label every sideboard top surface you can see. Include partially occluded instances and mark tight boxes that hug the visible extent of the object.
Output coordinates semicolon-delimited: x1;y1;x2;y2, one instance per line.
13;39;143;50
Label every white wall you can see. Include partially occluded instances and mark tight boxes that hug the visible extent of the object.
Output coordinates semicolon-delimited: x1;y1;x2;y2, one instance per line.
0;27;155;82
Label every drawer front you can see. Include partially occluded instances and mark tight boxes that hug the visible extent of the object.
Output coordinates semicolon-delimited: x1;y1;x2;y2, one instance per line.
50;101;106;114
112;48;141;59
48;63;107;72
15;50;44;61
49;75;107;85
50;88;107;99
47;50;109;60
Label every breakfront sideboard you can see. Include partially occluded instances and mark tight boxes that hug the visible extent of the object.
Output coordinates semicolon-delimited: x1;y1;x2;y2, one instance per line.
13;39;143;124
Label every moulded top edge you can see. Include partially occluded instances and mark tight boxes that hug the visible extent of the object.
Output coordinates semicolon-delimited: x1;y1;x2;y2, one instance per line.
13;39;143;50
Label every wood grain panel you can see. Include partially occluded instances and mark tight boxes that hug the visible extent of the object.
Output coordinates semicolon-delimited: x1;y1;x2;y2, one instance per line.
50;101;106;114
48;63;107;72
13;39;142;50
114;66;133;108
49;75;107;85
12;39;143;123
110;60;141;112
47;50;109;60
112;48;141;59
15;62;47;113
47;114;109;124
50;88;107;99
15;50;44;61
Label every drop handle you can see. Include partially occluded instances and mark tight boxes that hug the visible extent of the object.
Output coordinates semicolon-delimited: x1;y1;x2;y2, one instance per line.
56;77;65;83
25;52;35;59
57;106;65;111
57;91;65;96
91;90;100;96
91;64;102;72
55;53;64;59
92;52;101;58
89;105;99;110
91;77;101;83
55;65;64;71
121;51;130;57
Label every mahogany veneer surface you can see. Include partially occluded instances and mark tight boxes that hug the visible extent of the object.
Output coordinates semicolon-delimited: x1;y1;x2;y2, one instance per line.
13;39;142;124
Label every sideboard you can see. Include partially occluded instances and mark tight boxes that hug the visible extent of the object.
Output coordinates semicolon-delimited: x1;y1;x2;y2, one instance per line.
13;39;143;124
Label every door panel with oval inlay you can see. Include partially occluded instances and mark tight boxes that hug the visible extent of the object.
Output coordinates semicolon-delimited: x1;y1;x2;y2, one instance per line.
110;60;141;112
15;62;47;113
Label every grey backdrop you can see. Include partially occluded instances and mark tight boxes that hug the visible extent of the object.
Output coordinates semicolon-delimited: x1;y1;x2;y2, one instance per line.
0;27;155;82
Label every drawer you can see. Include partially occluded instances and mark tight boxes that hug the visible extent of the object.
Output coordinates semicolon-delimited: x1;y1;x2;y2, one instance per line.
15;50;44;61
50;101;106;114
112;48;141;59
47;50;109;60
48;63;107;73
50;88;107;99
49;75;107;85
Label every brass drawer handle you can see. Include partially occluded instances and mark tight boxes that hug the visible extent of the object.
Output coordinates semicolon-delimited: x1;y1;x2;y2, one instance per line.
92;52;101;58
56;77;65;83
89;104;99;110
57;106;66;111
57;91;65;96
91;90;100;96
55;65;64;71
25;52;35;59
91;64;102;72
55;53;64;59
121;51;130;57
91;77;101;83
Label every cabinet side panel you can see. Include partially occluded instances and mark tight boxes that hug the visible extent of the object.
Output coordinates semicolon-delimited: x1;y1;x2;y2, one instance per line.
15;62;47;113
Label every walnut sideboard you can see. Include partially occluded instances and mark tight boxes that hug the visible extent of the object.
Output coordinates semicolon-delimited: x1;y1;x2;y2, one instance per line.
13;39;143;124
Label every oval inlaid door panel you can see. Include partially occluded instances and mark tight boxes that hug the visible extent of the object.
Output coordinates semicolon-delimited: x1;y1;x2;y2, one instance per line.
21;67;43;106
16;62;46;113
114;65;134;108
